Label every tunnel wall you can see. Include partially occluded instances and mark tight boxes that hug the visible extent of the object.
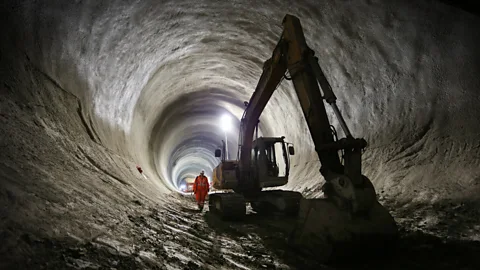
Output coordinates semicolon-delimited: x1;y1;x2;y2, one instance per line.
1;0;480;232
0;48;169;264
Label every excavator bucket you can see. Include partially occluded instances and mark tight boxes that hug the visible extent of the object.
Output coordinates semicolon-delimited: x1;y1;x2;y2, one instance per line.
289;196;398;262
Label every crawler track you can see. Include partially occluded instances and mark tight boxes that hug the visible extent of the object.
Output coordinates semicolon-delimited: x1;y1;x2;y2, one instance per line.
209;193;246;220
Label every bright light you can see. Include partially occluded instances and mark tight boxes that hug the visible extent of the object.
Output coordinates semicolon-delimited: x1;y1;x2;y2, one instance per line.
220;114;232;132
179;184;186;191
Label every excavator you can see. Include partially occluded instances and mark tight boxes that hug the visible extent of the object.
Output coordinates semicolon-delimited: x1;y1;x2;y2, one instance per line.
210;14;397;259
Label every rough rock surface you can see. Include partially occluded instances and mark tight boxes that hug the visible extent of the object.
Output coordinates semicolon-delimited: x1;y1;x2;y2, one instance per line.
1;0;480;269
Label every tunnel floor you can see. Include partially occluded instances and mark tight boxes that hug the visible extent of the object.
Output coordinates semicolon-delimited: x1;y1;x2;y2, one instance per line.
2;192;479;270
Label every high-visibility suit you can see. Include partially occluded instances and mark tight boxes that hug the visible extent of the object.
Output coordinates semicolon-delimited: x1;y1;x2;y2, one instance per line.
193;174;209;210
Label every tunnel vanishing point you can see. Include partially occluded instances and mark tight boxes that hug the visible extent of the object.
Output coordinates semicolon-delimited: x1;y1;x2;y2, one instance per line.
1;0;480;269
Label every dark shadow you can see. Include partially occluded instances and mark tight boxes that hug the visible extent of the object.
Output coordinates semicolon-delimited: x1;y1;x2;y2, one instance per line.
438;0;480;17
203;198;480;270
203;209;330;268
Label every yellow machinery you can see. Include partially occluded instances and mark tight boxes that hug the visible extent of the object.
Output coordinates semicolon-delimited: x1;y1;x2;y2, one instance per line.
209;14;397;260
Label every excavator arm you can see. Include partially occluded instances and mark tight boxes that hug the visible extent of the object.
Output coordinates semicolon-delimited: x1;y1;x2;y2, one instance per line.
239;15;371;208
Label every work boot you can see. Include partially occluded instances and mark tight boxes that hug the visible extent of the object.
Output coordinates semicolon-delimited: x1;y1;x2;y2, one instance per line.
198;204;204;211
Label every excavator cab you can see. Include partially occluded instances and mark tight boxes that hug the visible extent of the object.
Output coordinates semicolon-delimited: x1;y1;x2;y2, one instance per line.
251;137;293;188
212;136;294;189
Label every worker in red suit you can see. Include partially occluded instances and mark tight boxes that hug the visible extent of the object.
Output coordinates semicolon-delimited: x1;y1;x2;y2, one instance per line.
193;170;209;211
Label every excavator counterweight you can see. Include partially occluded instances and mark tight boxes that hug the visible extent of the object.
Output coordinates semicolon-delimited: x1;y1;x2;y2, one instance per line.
209;14;397;261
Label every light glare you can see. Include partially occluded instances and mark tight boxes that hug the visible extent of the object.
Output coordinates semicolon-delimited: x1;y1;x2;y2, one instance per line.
220;114;232;132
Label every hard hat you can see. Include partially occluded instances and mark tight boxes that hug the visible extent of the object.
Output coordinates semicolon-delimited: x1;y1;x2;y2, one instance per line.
201;170;205;174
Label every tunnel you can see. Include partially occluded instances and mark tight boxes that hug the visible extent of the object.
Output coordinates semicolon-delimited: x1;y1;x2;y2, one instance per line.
1;0;479;269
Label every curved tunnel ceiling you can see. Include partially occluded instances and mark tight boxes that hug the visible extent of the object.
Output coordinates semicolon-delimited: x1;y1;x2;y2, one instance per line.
3;0;480;200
